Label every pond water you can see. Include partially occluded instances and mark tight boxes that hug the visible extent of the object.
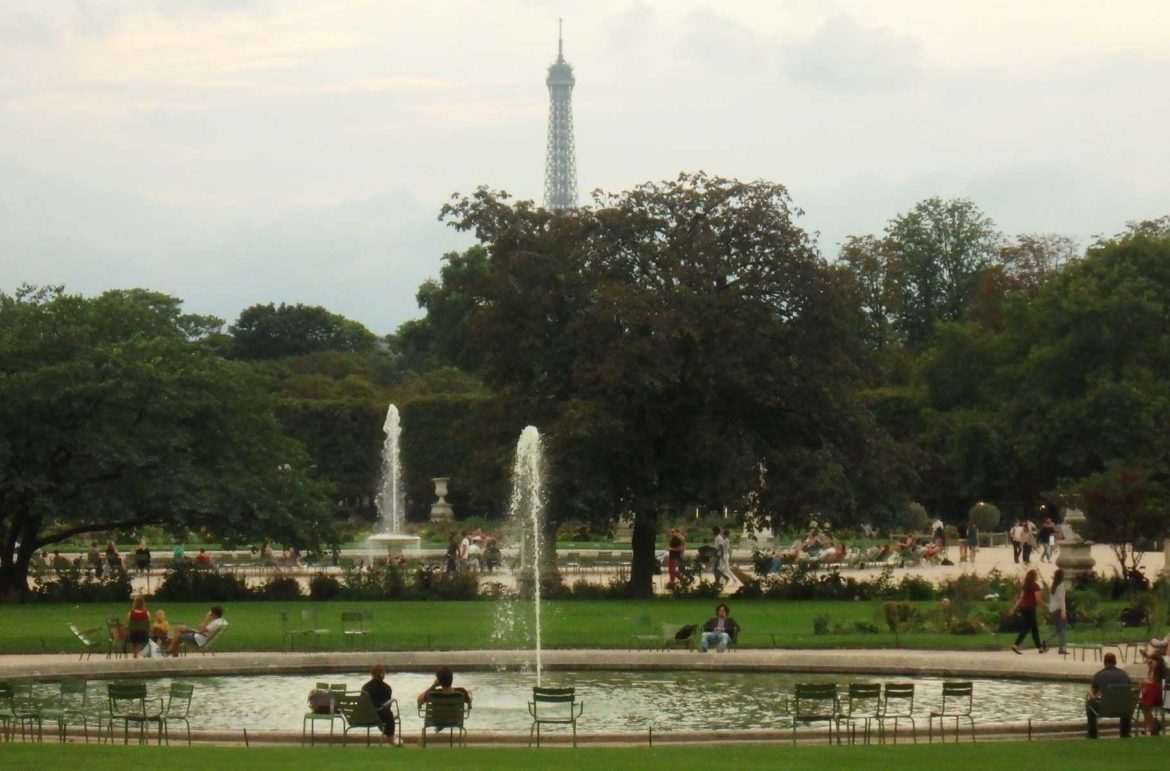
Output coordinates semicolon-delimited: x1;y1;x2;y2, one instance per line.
69;670;1086;734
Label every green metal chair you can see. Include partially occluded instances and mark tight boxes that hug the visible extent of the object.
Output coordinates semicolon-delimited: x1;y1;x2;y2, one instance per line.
928;681;974;743
836;682;882;745
528;687;584;747
104;618;127;659
791;683;838;744
0;681;43;742
302;682;347;745
336;692;389;746
39;678;94;743
67;624;104;661
341;612;374;650
878;683;917;744
418;691;471;747
105;682;163;745
160;682;195;746
661;623;698;652
1087;682;1140;737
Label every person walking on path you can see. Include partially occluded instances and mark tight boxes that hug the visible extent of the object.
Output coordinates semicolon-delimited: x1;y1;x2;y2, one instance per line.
1038;517;1056;563
1044;568;1068;655
1020;520;1036;565
666;528;685;589
1010;521;1023;564
716;527;735;588
1012;569;1047;654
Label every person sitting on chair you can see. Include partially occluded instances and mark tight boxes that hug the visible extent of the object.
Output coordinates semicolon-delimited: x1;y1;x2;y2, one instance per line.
1085;652;1133;738
698;603;740;653
362;664;399;745
1141;633;1168;660
416;665;472;707
167;605;227;656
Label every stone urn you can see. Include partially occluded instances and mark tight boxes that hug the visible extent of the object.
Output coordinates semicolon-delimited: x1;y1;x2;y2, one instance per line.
430;477;453;521
1055;507;1095;580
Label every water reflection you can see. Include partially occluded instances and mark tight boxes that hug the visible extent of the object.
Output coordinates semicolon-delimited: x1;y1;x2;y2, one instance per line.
71;671;1086;734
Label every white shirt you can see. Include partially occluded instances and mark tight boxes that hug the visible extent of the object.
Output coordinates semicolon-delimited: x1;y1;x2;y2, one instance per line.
194;616;227;647
459;537;470;559
1049;583;1066;615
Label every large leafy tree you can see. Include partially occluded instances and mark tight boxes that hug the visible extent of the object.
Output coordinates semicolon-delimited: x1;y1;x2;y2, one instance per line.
912;218;1170;553
885;197;1002;347
0;287;334;601
438;174;904;595
229;302;377;360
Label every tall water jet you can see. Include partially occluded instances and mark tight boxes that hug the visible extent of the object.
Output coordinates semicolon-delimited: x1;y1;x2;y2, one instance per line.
376;405;405;534
507;425;547;684
368;403;420;556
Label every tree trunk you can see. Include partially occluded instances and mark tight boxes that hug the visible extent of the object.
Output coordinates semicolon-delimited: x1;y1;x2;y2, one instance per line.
0;562;30;603
629;510;658;598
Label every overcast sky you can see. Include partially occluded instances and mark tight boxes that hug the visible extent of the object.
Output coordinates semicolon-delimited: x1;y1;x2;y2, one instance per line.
2;1;1168;334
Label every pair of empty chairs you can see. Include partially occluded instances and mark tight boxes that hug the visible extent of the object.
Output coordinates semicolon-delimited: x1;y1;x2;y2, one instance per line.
791;681;973;745
104;681;195;745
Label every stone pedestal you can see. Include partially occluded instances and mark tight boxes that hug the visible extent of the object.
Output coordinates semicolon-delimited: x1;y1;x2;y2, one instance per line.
430;477;453;521
1055;540;1096;581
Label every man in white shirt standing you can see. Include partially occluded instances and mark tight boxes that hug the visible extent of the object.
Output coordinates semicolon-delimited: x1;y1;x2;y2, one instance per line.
458;531;471;572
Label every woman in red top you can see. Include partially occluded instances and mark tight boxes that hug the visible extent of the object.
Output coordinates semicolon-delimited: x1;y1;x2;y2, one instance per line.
1139;654;1166;735
1011;569;1047;654
127;595;151;658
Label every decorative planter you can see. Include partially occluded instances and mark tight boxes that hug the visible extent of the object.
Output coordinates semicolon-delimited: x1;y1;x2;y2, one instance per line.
430;477;453;521
1055;540;1095;580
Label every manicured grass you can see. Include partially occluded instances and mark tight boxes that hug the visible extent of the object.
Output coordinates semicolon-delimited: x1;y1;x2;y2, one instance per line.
0;599;1131;655
0;740;1164;771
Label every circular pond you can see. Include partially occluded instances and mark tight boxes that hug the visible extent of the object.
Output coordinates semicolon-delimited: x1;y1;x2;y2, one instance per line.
73;670;1085;734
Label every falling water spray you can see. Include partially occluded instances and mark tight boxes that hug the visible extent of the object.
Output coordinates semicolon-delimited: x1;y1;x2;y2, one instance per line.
508;425;546;684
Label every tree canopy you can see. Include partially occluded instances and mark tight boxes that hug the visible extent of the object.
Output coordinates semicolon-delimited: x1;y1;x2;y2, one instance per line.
0;287;334;600
229;302;377;360
434;173;908;594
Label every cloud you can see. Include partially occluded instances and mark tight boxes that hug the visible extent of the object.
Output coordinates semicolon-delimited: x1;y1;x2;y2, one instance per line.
785;15;925;91
0;9;56;46
677;8;773;75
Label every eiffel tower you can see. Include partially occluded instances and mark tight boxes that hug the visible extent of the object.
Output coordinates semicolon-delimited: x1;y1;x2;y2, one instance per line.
544;20;577;210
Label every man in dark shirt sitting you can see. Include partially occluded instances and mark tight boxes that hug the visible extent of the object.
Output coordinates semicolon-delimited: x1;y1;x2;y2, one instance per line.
1086;652;1133;738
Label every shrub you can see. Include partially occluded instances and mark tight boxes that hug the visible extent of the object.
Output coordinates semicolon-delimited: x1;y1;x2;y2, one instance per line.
35;564;132;603
883;601;921;634
257;575;303;601
967;502;1001;532
812;613;832;635
154;563;251;602
893;574;936;601
422;571;480;600
341;563;406;600
309;573;341;601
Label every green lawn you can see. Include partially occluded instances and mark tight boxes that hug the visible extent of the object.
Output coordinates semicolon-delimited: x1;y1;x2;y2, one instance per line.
0;599;1128;655
0;740;1165;771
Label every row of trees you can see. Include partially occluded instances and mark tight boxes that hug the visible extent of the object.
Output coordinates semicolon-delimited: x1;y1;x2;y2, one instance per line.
2;174;1167;599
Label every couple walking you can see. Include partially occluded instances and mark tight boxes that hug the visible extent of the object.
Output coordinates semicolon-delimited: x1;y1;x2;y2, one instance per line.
1010;568;1067;655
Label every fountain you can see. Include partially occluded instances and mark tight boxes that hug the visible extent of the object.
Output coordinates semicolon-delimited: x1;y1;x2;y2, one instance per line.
495;426;547;684
368;404;421;557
